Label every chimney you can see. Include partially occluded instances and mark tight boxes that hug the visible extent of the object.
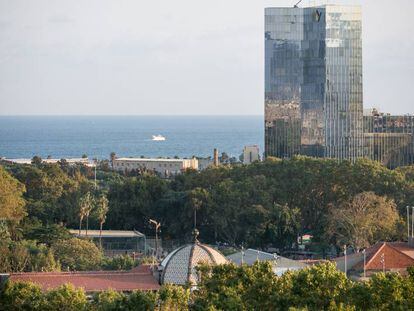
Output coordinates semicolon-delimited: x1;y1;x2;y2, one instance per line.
213;149;219;167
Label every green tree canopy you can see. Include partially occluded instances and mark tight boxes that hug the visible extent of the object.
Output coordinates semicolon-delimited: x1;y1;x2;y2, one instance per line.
52;238;102;271
328;192;400;251
0;166;26;222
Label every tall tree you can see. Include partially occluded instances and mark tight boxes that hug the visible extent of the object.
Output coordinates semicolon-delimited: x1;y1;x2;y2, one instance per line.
328;192;400;251
31;156;42;166
0;166;26;222
95;194;109;247
78;192;94;235
187;187;209;229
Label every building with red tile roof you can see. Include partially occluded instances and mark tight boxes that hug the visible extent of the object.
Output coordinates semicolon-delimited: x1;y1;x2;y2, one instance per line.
334;242;414;276
7;265;160;292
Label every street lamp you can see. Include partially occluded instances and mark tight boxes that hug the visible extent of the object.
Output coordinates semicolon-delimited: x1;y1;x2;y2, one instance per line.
344;245;347;277
412;206;414;241
407;206;410;240
380;253;385;273
362;249;366;278
94;159;97;190
149;219;161;260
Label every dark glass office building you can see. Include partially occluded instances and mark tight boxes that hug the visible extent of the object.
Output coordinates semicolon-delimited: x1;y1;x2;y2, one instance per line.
265;5;363;160
363;109;414;168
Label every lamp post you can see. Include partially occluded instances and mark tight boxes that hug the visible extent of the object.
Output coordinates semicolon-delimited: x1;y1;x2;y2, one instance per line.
344;245;347;277
149;219;161;260
362;249;366;278
94;159;97;190
411;206;414;238
380;253;385;273
408;206;410;239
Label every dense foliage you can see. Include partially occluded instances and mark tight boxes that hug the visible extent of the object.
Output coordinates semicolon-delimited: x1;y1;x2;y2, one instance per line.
105;156;411;251
192;262;414;310
0;166;26;223
0;282;189;311
0;155;413;273
2;262;414;310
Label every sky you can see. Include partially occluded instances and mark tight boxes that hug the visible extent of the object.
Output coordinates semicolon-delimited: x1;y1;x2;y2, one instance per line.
0;0;413;116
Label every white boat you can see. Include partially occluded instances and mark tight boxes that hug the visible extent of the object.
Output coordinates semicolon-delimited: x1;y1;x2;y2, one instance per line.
152;135;166;141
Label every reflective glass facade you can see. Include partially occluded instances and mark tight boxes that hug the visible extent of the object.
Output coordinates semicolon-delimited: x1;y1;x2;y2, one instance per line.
364;110;414;168
265;5;363;160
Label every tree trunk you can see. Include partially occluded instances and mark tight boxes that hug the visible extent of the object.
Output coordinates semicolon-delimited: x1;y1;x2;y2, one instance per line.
100;221;103;249
86;215;89;236
79;217;82;235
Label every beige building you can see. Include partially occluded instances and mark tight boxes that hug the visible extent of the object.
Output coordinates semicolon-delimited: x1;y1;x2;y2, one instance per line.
243;145;260;164
198;158;214;170
113;157;198;177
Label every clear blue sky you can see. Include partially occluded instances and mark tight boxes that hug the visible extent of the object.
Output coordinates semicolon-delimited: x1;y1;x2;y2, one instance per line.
0;0;413;115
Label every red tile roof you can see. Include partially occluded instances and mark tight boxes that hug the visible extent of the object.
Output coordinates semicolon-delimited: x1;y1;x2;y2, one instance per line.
335;242;414;271
9;265;160;292
389;242;414;259
361;243;414;271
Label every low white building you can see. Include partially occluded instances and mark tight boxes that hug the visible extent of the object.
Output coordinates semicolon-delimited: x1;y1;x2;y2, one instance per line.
198;158;214;170
113;157;198;177
227;248;308;276
243;145;260;164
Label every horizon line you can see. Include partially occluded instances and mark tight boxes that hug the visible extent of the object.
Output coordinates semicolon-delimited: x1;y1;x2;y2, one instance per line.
0;114;264;117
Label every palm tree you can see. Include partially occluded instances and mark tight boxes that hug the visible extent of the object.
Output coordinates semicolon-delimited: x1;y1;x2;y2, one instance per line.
85;193;95;237
79;192;94;236
188;187;209;230
96;194;109;248
78;195;87;235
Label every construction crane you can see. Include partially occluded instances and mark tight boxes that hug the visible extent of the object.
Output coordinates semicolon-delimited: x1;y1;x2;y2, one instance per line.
294;0;303;7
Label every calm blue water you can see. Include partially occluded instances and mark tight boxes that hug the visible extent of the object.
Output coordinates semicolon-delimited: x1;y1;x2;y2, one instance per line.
0;116;264;159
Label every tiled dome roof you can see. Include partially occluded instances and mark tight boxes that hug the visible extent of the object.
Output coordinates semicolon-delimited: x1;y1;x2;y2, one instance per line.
160;233;227;285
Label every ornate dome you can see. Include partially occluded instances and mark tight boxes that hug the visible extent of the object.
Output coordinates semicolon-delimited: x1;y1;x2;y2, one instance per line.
160;231;228;285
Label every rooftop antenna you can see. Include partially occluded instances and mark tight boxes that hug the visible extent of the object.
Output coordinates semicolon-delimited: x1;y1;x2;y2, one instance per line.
294;0;303;7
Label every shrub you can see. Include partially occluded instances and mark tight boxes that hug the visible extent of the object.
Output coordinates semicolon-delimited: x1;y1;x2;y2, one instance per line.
0;281;44;311
124;290;157;311
138;256;157;265
93;289;126;311
158;284;190;311
43;284;88;311
101;255;137;271
52;238;102;271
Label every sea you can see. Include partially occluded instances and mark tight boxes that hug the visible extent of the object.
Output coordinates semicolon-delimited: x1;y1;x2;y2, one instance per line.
0;116;264;160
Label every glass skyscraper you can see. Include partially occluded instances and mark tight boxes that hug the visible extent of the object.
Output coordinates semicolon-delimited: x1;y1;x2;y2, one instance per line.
363;109;414;168
265;5;363;160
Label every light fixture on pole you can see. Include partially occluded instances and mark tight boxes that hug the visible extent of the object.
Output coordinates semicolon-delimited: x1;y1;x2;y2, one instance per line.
149;219;161;260
94;159;97;190
362;249;366;278
344;245;347;277
407;206;410;241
